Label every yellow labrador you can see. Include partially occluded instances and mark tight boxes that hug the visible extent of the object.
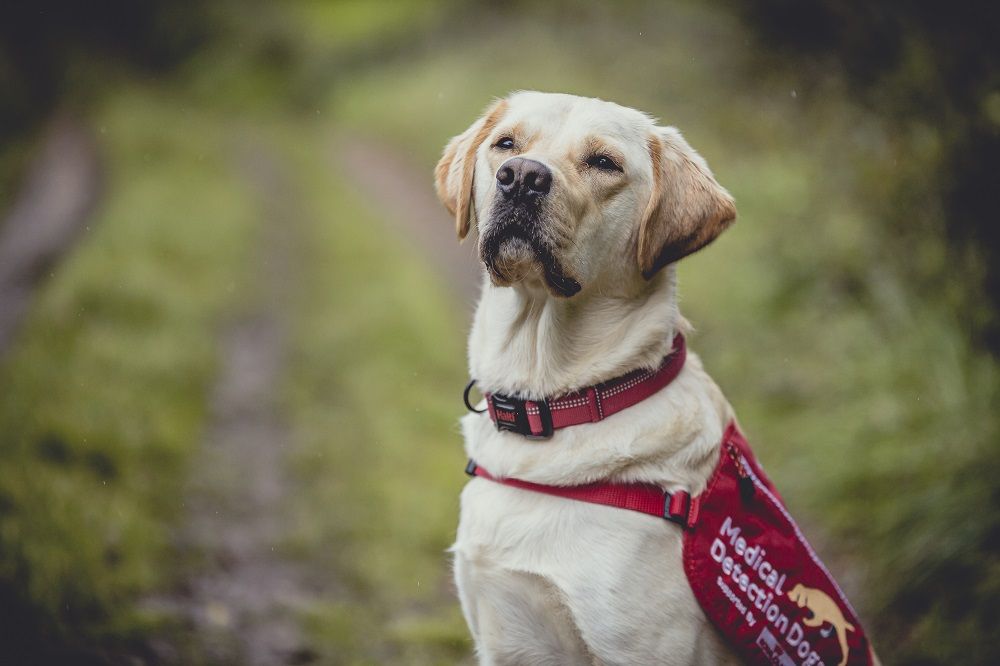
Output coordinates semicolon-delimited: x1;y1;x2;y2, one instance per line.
435;91;742;664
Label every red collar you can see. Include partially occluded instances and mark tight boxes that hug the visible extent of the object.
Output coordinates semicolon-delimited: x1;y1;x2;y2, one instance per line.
465;333;686;439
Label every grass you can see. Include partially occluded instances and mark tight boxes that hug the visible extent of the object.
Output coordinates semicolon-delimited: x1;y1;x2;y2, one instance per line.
1;12;481;649
0;88;258;655
0;78;475;661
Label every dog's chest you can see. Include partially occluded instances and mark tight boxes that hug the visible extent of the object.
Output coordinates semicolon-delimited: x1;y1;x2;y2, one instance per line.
454;479;730;663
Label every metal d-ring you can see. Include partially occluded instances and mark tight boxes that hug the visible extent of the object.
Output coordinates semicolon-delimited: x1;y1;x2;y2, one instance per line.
463;379;487;413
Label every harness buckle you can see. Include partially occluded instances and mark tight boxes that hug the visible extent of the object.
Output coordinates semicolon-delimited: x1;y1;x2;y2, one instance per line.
664;490;691;527
490;394;554;439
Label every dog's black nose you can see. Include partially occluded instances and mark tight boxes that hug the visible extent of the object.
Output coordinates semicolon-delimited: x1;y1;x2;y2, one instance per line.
496;157;552;201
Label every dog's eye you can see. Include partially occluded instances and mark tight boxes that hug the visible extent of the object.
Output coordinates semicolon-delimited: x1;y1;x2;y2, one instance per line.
494;137;515;150
586;154;623;172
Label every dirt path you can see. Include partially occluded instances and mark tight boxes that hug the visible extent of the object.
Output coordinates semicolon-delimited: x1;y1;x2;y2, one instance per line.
336;133;483;309
143;132;477;664
0;114;102;354
145;139;322;665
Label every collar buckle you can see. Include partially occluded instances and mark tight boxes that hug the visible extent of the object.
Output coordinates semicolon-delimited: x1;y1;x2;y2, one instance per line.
491;394;553;439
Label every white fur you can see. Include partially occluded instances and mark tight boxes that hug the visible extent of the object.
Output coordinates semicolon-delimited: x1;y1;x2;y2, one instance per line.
447;92;741;665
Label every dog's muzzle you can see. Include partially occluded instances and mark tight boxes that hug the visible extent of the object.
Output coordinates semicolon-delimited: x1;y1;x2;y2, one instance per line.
496;157;552;205
480;158;581;297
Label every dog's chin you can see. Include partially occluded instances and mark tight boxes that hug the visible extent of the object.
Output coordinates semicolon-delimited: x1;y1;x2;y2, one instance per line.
483;236;582;298
486;238;539;285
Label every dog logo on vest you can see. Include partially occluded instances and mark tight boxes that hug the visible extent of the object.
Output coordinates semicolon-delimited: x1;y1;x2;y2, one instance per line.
788;583;855;666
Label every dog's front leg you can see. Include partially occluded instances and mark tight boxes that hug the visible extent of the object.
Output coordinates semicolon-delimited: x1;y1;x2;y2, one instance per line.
454;550;594;665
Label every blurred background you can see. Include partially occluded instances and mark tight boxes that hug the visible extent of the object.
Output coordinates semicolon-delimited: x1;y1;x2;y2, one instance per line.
0;1;997;664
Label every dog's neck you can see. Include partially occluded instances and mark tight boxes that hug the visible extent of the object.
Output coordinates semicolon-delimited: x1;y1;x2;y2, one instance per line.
468;267;682;399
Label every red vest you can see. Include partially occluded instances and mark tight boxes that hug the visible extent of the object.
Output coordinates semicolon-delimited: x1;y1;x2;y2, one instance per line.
686;423;873;666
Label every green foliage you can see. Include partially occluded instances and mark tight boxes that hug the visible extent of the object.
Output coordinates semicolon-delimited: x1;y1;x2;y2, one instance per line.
730;0;1000;345
725;3;1000;660
0;0;215;145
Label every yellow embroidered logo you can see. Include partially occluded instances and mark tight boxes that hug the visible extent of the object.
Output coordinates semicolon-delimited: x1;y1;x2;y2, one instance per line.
788;583;855;666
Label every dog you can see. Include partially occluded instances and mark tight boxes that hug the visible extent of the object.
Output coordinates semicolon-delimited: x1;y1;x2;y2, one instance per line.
434;91;871;665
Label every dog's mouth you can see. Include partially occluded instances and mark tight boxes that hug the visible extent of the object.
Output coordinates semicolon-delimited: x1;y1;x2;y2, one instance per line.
480;215;581;298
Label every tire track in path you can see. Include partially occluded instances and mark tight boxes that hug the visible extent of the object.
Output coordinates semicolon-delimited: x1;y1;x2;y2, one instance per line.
334;133;483;310
0;115;102;355
144;136;324;666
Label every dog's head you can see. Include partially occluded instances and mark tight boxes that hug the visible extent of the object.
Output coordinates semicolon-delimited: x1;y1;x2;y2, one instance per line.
435;91;736;297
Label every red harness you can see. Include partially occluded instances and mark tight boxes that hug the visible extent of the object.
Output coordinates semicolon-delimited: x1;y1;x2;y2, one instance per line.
466;460;694;525
463;340;875;665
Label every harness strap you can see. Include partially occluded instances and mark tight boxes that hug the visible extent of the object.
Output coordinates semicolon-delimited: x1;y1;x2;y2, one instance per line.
474;333;686;439
465;460;694;527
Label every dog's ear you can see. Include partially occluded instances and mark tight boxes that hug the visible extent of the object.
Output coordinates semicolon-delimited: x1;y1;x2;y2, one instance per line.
435;99;508;240
637;127;736;278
